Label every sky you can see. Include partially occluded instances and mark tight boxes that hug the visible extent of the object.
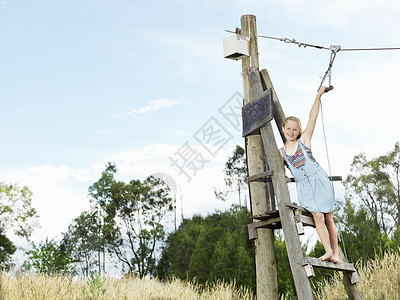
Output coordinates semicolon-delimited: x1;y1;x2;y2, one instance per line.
1;0;400;253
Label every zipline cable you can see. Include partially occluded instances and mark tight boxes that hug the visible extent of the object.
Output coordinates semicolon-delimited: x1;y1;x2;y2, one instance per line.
225;30;400;52
256;33;400;52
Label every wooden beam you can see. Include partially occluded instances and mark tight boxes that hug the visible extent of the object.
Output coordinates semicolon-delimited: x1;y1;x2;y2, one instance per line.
339;249;364;299
260;69;286;142
301;257;357;273
240;14;278;300
247;170;274;183
250;210;279;220
256;68;314;299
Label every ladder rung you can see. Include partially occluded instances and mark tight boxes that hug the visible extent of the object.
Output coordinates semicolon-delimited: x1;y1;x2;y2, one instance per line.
285;203;310;213
249;210;279;220
301;256;356;272
249;217;281;230
296;215;314;227
247;170;274;182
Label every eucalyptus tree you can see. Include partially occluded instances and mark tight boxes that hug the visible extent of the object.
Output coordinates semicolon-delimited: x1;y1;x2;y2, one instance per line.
344;142;400;235
215;145;247;206
0;182;39;266
89;163;174;277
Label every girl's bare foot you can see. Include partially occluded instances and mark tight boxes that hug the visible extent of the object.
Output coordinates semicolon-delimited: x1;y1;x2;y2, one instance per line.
328;255;340;263
319;251;333;261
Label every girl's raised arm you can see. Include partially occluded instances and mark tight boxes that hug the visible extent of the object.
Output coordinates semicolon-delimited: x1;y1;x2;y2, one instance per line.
300;86;327;148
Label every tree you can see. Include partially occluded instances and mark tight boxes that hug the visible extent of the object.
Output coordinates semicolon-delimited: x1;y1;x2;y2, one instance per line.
0;182;39;267
0;182;39;239
215;145;247;206
335;198;391;263
344;142;400;235
88;162;117;274
62;210;102;277
158;206;256;291
156;215;203;279
88;163;116;207
158;205;319;296
0;233;16;268
25;238;73;275
208;207;255;288
89;163;174;278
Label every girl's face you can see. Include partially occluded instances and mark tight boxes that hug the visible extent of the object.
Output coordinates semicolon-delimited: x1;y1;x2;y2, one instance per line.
283;120;301;142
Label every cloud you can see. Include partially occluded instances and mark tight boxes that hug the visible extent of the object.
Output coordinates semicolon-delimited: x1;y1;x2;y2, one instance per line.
2;164;98;242
113;98;185;119
0;142;242;245
176;130;187;136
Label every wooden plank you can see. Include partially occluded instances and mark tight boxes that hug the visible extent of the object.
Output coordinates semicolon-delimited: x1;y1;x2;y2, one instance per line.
257;70;314;300
286;203;310;213
347;271;360;284
286;203;313;217
247;170;274;182
298;215;315;227
296;222;305;235
240;14;278;300
253;217;281;229
264;160;276;211
248;223;258;240
339;249;364;299
250;210;280;220
301;257;356;272
260;69;286;142
303;264;315;277
242;89;274;137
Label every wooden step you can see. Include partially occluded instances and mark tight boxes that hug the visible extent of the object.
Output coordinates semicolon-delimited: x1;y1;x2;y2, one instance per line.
247;217;281;240
247;170;274;182
249;209;279;220
285;203;315;234
301;256;360;284
302;256;356;272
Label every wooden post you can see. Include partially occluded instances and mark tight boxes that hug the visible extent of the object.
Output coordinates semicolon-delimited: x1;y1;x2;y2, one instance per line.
260;124;314;299
252;72;314;300
241;14;278;300
340;249;363;299
260;69;286;142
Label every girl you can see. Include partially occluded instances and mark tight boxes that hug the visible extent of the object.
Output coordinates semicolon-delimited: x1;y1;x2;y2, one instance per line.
280;86;339;263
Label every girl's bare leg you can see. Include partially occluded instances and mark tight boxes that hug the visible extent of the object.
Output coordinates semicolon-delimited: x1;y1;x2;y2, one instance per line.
312;212;333;261
324;212;339;263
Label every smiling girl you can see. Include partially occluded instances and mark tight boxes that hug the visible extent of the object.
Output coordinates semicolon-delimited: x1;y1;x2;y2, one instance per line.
280;86;339;263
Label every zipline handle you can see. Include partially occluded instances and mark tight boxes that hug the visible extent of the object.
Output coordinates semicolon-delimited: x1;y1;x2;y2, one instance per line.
324;85;334;93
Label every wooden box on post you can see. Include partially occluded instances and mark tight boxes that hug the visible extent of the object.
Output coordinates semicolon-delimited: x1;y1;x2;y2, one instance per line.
223;34;250;60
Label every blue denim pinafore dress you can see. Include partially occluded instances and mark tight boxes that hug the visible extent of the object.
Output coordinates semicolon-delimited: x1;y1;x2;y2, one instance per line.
281;140;336;213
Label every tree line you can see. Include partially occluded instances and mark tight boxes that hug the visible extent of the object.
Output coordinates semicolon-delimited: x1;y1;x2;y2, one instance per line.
1;142;399;297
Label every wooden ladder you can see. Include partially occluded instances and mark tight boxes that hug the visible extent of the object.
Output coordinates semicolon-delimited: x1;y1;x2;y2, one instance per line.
243;67;363;300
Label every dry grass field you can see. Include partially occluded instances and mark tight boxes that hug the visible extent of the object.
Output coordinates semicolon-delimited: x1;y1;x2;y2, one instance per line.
1;250;399;299
314;249;400;300
0;271;253;300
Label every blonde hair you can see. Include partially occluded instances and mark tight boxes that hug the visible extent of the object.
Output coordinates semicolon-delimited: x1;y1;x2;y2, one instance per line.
282;116;302;139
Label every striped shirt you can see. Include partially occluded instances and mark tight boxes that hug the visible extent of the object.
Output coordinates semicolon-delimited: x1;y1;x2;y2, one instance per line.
286;143;316;169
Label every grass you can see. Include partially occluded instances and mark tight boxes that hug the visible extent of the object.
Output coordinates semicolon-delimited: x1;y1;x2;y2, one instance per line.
314;249;400;300
0;271;254;300
2;249;399;299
